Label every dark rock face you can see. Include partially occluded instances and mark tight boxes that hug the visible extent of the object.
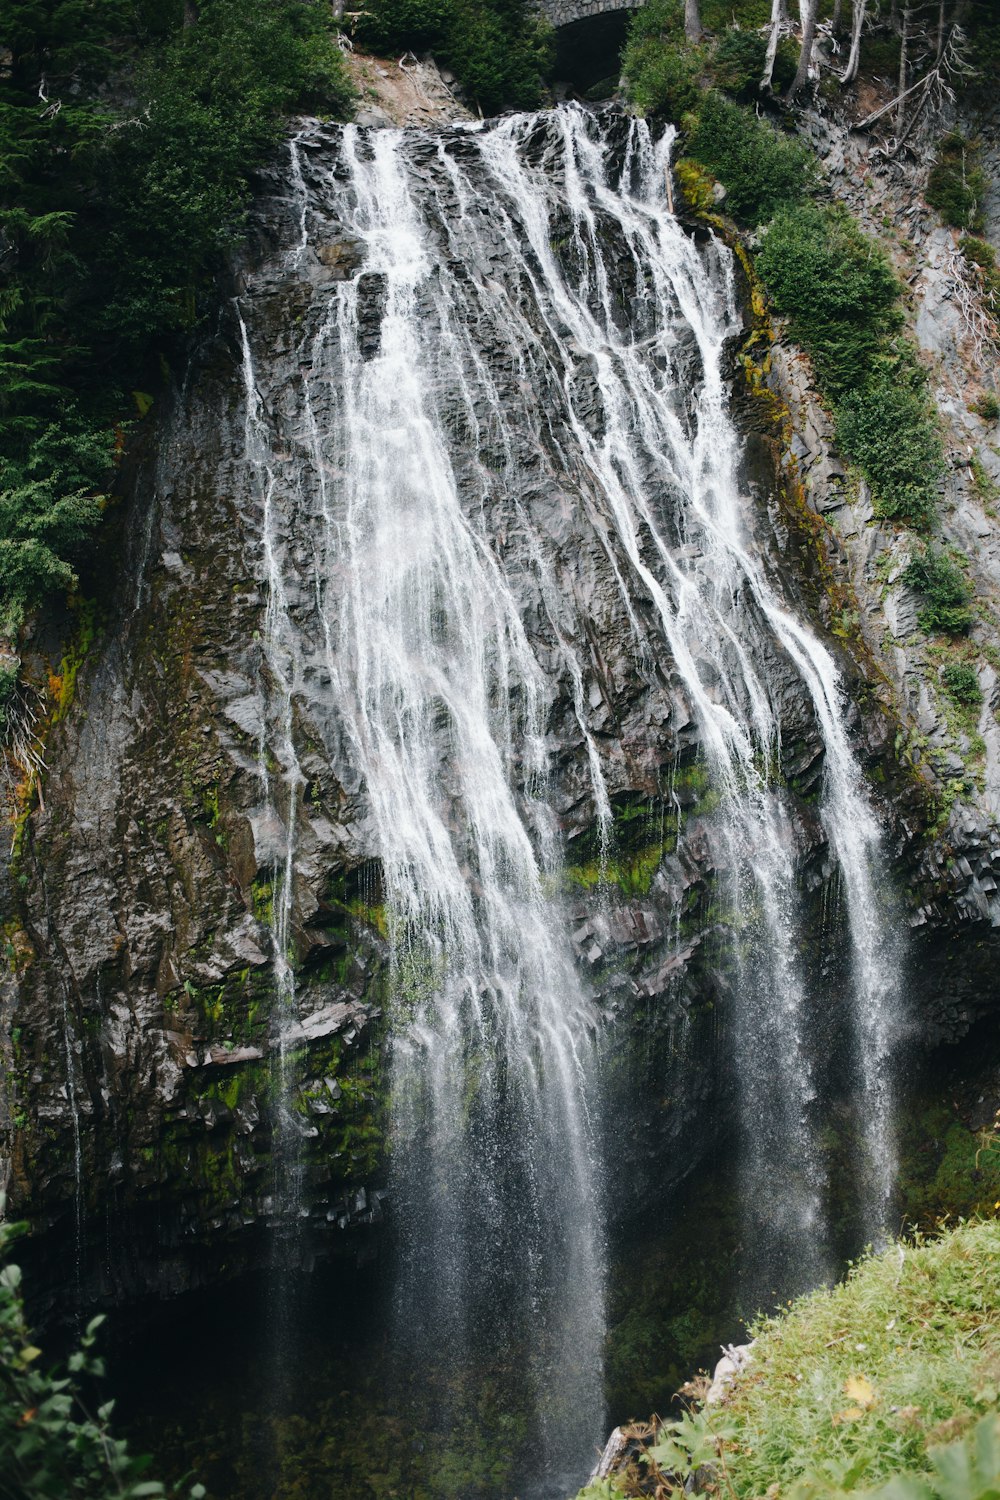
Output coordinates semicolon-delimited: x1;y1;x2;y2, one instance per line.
3;106;999;1314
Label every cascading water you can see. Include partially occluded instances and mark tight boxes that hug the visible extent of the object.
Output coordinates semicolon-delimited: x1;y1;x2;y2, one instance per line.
234;102;903;1490
309;125;606;1491
236;307;308;1373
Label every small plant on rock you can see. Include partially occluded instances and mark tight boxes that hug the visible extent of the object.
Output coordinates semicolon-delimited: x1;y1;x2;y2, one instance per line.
926;132;987;232
903;549;974;634
970;393;1000;423
836;366;943;528
940;660;983;709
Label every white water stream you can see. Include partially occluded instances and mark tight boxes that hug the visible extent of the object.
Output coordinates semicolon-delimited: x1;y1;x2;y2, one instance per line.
237;103;902;1487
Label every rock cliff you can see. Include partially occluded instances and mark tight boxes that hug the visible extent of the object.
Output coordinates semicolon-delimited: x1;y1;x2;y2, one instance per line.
3;94;999;1316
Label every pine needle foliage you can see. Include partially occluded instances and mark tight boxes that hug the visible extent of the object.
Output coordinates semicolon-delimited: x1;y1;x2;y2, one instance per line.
835;366;944;528
0;0;354;635
902;549;974;635
756;203;902;397
686;93;814;224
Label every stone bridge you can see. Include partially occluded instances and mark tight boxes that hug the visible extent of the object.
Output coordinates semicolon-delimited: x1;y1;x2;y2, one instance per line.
540;0;644;30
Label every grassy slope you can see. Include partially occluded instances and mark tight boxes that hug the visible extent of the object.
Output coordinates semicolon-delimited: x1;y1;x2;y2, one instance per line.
726;1220;1000;1495
582;1219;1000;1498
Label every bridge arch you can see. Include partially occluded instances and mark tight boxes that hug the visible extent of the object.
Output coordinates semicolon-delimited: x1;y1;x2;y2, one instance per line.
540;0;643;31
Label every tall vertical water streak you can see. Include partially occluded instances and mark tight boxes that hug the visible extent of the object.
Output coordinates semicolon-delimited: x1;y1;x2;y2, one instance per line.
236;309;307;1259
465;105;900;1264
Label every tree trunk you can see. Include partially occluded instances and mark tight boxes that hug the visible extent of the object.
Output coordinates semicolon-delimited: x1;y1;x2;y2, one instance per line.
183;0;199;26
841;0;867;83
761;0;786;89
897;4;911;129
831;0;844;34
786;0;818;99
684;0;702;43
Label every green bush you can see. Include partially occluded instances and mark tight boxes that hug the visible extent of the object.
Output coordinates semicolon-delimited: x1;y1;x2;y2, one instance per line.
926;133;987;232
0;1212;203;1498
0;658;17;729
357;0;451;51
960;235;1000;309
620;0;703;117
963;10;1000;100
99;0;355;351
835;366;943;527
622;0;684;46
356;0;553;113
709;27;766;97
701;0;773;24
623;39;704;117
971;393;1000;422
941;661;983;706
757;202;902;396
686;93;814;224
708;28;797;99
860;31;902;77
903;549;974;634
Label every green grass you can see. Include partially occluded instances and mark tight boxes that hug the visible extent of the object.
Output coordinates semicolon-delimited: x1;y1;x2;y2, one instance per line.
581;1220;1000;1500
724;1221;1000;1495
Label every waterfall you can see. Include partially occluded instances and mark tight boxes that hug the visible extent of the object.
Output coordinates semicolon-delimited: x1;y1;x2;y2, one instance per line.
313;125;606;1489
234;102;902;1489
236;310;307;1273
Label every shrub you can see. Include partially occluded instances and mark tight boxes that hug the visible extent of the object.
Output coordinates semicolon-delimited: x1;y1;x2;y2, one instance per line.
686;93;814;224
902;548;974;634
756;201;902;396
706;28;797;99
624;39;704;117
835;365;943;527
623;0;684;45
701;0;773;24
0;1212;203;1498
960;234;1000;306
940;661;983;706
357;0;451;51
971;392;1000;422
861;31;902;77
710;28;766;98
0;0;355;633
0;658;16;729
621;0;704;117
98;0;355;351
356;0;552;113
926;132;987;232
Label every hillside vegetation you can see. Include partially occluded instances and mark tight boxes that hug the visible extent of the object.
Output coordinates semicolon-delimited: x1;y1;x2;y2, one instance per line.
0;0;354;644
580;1219;1000;1500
